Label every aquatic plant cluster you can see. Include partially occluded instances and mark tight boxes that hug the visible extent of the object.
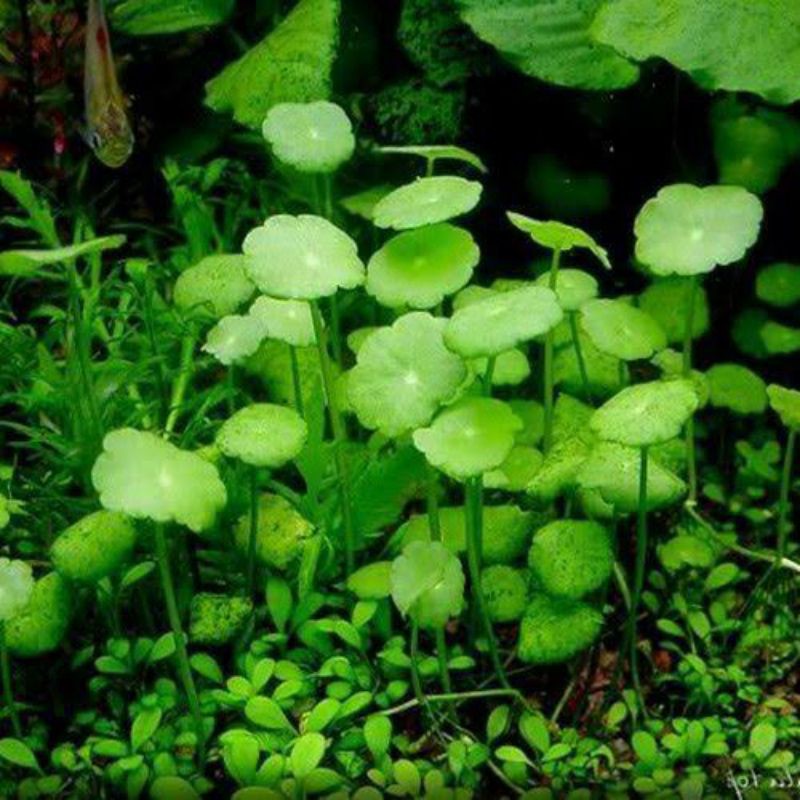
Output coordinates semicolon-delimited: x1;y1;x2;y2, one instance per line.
2;0;800;798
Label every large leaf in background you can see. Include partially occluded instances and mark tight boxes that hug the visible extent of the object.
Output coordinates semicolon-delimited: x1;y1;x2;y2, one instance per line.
112;0;235;35
0;236;126;277
351;445;428;544
593;0;800;105
457;0;639;91
205;0;339;129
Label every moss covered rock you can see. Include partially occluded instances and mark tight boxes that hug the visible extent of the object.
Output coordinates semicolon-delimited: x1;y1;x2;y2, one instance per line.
6;572;72;658
396;505;544;565
528;520;613;600
234;493;314;571
190;593;253;646
518;594;603;665
51;511;137;583
482;566;528;623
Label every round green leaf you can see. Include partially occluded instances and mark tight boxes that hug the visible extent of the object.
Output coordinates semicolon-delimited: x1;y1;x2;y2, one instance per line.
767;384;800;430
459;0;639;91
535;268;598;311
445;285;563;358
471;349;531;388
593;0;800;105
634;184;763;277
6;572;72;658
518;594;603;665
527;520;613;599
92;429;227;532
346;561;392;600
390;541;465;630
580;298;666;361
243;214;365;299
413;397;522;480
591;379;699;447
396;504;538;566
484;445;543;491
234;493;313;571
51;511;138;584
482;565;528;623
508;212;611;269
756;262;800;308
173;255;254;321
347;312;468;438
249;296;316;347
0;558;34;622
217;403;308;468
366;224;479;309
577;442;686;513
262;101;354;173
373;176;482;230
638;277;709;344
706;363;766;415
203;313;268;366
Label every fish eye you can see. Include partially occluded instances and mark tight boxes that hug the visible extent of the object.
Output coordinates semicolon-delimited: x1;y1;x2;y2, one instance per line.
89;131;103;151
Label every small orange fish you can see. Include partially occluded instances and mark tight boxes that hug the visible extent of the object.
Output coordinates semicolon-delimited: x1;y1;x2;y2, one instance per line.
84;0;134;168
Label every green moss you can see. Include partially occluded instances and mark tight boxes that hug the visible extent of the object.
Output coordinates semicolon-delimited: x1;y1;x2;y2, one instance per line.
396;505;545;565
528;520;613;599
518;594;603;665
234;493;314;571
397;0;488;86
189;593;253;646
368;80;465;144
51;510;137;583
6;573;72;658
482;566;528;623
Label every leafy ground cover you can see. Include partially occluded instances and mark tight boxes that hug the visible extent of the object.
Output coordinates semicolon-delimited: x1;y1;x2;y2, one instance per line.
1;2;800;799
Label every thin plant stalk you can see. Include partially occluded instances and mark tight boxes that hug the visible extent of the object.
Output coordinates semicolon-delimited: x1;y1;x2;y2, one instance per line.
682;276;699;503
568;311;592;403
288;344;304;416
482;356;496;397
425;464;452;696
777;428;797;559
464;477;511;689
409;620;429;718
246;466;261;597
0;622;21;738
309;301;356;577
165;331;198;435
629;446;649;713
153;523;206;765
543;248;562;452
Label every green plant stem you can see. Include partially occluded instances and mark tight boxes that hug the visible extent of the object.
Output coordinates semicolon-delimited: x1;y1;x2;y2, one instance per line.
379;688;521;717
629;446;649;713
543;248;562;452
153;523;206;766
568;311;592;403
684;504;800;573
777;428;797;559
482;356;496;397
246;466;261;597
425;465;452;696
464;478;511;689
409;620;429;716
0;622;21;738
165;332;198;435
289;344;304;416
682;275;699;504
310;300;356;577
